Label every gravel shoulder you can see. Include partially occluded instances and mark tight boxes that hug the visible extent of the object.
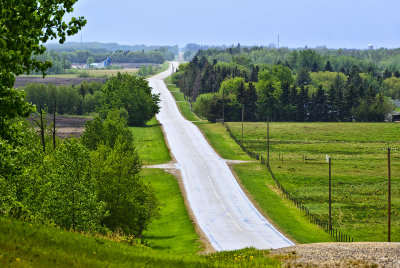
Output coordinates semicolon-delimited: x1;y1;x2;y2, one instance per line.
271;242;400;267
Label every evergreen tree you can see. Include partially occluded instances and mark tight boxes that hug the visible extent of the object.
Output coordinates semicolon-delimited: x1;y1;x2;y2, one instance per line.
383;69;392;79
296;68;311;86
325;60;333;72
310;85;328;121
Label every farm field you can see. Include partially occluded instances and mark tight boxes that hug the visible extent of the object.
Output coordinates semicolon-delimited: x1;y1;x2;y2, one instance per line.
226;122;400;242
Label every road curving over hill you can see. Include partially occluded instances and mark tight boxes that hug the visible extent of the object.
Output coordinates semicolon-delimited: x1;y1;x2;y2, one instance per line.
148;62;294;251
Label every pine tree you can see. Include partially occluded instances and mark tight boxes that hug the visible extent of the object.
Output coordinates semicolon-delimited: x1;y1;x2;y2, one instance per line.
325;61;333;72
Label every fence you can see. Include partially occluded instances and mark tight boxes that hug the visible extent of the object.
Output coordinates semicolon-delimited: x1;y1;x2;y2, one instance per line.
223;123;354;242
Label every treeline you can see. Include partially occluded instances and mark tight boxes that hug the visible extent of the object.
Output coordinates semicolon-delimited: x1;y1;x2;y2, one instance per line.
23;81;103;115
45;42;179;55
187;45;400;74
22;73;160;126
33;48;175;74
173;54;394;122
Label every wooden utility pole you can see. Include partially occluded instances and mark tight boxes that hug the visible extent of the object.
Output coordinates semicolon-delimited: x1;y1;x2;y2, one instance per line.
388;147;392;242
241;104;244;146
267;116;270;165
222;88;225;124
329;157;332;231
53;100;56;150
383;147;396;242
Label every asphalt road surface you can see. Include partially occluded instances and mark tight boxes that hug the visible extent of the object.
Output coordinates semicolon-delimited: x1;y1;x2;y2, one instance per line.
148;63;294;251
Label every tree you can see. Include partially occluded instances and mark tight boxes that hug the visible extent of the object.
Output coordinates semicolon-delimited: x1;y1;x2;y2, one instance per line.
0;0;86;139
325;61;333;72
99;73;160;126
92;139;159;238
296;68;311;86
42;138;106;231
81;110;134;151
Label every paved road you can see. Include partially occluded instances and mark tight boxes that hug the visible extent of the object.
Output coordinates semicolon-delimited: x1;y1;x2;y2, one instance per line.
148;63;294;251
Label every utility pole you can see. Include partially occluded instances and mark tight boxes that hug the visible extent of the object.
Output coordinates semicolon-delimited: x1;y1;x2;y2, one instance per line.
241;104;244;146
222;87;225;124
388;147;391;242
329;156;332;231
267;116;270;165
278;34;280;49
383;147;396;242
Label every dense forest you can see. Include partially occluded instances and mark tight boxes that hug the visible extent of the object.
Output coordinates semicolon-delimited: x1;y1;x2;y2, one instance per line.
173;46;399;122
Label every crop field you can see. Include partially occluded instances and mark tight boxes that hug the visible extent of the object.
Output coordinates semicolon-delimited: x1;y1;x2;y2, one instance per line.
226;122;400;242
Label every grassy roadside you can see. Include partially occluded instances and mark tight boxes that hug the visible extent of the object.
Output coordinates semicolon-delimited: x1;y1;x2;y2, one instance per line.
164;76;203;122
0;217;280;267
141;169;202;254
129;118;202;253
129;118;171;165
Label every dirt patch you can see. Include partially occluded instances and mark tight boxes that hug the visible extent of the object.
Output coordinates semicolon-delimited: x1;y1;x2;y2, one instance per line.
14;76;106;88
30;115;91;139
271;242;400;267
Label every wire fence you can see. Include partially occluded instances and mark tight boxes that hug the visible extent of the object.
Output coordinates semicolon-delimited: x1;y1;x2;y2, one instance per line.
224;123;354;242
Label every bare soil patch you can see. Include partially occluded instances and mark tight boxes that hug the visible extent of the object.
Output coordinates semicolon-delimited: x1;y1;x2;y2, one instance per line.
30;115;91;139
14;76;106;88
272;242;400;267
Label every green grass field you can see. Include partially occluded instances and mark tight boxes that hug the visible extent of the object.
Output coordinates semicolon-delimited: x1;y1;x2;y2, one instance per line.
226;122;400;242
0;217;280;267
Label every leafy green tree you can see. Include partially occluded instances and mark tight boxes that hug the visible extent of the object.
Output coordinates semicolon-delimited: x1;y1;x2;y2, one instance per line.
81;110;133;151
42;138;106;231
99;73;160;126
0;0;86;139
92;139;159;237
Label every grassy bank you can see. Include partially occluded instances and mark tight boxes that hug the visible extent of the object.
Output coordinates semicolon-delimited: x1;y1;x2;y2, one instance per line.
164;76;203;122
0;217;280;267
130;118;171;165
129;118;203;253
141;169;202;254
226;122;400;242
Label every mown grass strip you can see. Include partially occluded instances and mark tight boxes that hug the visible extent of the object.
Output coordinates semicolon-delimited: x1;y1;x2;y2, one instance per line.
129;118;171;165
141;168;202;254
164;77;203;122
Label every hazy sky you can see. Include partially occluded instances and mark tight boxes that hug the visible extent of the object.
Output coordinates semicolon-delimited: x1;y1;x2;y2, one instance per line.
64;0;400;49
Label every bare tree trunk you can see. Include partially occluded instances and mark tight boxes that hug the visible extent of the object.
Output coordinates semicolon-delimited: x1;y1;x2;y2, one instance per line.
40;108;45;153
53;100;56;150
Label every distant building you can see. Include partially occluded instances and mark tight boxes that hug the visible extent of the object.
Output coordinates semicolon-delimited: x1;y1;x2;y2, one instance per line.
89;57;111;69
368;44;373;50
